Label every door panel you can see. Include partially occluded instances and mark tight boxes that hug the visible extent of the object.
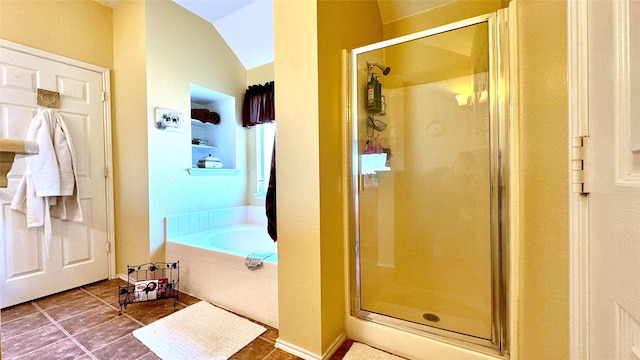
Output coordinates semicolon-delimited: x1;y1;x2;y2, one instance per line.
0;44;109;308
588;0;640;358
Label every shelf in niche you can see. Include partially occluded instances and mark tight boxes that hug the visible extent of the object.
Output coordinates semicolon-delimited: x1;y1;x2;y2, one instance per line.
187;168;240;176
191;118;219;128
191;144;219;151
190;84;236;170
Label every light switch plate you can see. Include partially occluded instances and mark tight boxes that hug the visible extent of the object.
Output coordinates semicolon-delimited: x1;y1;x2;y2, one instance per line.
155;107;183;132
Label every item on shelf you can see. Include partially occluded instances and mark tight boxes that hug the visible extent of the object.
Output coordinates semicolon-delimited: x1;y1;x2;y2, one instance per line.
191;109;221;125
197;154;223;169
192;138;209;146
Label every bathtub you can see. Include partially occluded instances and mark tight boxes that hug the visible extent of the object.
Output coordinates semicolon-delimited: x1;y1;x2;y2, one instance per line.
165;206;278;328
170;225;278;263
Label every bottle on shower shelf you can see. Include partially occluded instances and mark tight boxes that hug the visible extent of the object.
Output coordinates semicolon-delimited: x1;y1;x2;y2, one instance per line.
366;73;382;114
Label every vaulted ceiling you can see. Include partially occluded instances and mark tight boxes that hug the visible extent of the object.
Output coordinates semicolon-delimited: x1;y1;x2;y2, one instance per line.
172;0;456;69
96;0;457;70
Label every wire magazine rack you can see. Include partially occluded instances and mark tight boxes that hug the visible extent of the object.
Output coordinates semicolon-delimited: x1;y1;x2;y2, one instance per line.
118;261;179;315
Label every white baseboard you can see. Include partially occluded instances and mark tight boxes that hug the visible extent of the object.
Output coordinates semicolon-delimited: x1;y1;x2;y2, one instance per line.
275;333;347;360
275;339;321;360
322;333;347;360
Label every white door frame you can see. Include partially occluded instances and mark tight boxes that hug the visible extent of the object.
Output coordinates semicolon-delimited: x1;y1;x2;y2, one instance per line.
0;39;116;281
568;0;590;359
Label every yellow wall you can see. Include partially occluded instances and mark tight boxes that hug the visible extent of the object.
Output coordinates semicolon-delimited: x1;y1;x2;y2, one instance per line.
247;62;274;85
316;0;382;352
0;0;113;70
274;0;322;354
516;1;569;358
275;0;382;355
382;0;509;40
112;0;150;271
144;0;247;263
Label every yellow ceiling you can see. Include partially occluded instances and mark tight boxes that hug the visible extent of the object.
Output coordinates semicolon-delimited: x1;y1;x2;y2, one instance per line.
376;0;458;24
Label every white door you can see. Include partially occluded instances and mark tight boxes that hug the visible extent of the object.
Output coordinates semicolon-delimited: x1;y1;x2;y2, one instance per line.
586;0;640;358
0;42;112;308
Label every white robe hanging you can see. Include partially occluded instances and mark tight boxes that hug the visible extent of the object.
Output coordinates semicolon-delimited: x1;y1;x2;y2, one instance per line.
11;109;83;258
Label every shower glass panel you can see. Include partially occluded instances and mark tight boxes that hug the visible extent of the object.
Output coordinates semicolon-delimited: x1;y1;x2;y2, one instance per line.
351;12;508;354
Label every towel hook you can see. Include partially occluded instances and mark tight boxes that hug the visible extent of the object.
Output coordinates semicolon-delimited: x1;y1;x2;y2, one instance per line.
37;88;60;108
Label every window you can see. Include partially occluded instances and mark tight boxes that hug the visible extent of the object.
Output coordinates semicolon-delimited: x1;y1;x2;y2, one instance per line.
255;122;275;198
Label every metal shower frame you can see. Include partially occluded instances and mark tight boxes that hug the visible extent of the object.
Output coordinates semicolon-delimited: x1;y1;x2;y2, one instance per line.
349;10;511;357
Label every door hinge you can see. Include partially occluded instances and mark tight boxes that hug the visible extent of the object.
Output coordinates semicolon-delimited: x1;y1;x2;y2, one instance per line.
106;241;111;253
104;166;108;178
102;91;108;102
572;135;590;195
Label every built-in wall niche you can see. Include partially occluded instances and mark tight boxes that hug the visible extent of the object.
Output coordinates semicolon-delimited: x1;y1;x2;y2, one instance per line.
189;83;237;175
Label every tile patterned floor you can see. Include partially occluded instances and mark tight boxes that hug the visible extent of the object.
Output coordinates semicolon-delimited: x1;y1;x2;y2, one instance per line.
1;279;355;360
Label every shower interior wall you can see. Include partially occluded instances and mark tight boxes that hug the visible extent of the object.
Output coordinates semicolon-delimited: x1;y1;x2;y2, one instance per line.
358;72;493;339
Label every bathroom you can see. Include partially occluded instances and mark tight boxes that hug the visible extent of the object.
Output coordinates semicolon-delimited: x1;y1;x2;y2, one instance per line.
0;1;572;360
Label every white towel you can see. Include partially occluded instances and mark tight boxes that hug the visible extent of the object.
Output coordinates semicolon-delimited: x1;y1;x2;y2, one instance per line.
11;109;83;258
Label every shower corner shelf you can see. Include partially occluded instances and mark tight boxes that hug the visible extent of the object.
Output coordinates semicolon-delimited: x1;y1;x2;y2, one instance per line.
117;261;179;315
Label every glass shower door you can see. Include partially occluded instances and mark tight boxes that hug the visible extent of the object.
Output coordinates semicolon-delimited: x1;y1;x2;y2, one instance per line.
351;12;508;353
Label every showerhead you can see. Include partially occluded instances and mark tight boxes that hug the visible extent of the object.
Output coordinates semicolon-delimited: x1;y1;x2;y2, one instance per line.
367;62;391;76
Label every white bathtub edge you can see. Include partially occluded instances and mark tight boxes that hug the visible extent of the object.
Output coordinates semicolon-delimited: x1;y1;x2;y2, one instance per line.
166;239;278;329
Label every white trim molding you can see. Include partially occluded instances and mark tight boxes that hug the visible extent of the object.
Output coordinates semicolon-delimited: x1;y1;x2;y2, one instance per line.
275;333;346;360
568;1;591;359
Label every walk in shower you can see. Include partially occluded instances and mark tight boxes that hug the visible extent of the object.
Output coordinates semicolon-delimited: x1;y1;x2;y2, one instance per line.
350;11;509;356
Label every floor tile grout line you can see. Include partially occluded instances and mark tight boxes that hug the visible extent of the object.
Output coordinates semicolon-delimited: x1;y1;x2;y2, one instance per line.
260;348;277;360
78;284;191;357
134;351;158;360
42;286;144;336
87;331;140;356
83;284;281;358
1;303;70;357
0;306;51;342
78;284;195;327
23;286;146;338
5;282;287;360
30;302;98;360
9;337;74;360
29;288;90;313
77;285;251;358
78;286;147;327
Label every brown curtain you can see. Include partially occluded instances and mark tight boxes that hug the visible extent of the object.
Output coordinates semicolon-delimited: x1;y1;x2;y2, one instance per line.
266;138;276;242
242;81;274;127
242;81;277;240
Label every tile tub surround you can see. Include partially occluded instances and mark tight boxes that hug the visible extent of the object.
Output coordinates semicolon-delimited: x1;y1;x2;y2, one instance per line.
165;206;278;328
165;205;268;240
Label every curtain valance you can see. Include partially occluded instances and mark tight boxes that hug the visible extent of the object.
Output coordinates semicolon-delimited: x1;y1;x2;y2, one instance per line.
242;81;274;127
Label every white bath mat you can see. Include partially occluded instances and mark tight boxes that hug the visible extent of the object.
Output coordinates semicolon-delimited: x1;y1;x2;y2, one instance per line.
343;342;406;360
133;301;266;359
